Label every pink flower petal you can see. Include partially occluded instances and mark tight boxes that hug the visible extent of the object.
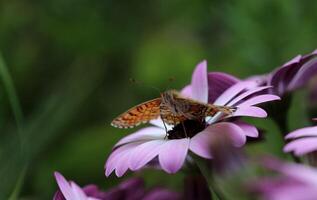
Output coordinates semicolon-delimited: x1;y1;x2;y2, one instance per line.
158;138;190;173
287;57;317;91
283;55;302;67
233;106;267;118
227;86;272;106
233;121;259;137
128;140;165;171
281;165;317;186
285;126;317;139
266;159;317;186
190;122;246;158
284;138;317;156
269;186;317;200
209;122;246;147
237;94;281;107
189;130;213;159
191;60;208;103
70;181;88;200
180;85;192;98
105;142;141;177
214;80;258;106
115;127;166;147
54;172;75;200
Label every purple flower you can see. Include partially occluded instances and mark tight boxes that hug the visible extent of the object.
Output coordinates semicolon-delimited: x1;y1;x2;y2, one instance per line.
54;172;180;200
105;61;280;177
284;124;317;156
252;158;317;200
53;172;105;200
250;49;317;96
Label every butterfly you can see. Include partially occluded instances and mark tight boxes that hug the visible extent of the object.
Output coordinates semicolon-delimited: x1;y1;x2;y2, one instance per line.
111;90;236;129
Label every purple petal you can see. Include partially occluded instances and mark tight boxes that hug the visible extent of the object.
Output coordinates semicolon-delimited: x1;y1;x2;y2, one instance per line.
226;86;272;106
115;127;165;147
268;55;302;95
266;159;317;186
128;140;165;171
158;138;190;173
70;181;88;200
180;85;192;98
210;122;246;147
287;57;317;91
143;188;182;200
105;142;142;177
233;121;259;137
284;138;317;156
189;130;213;159
233;106;267;118
53;190;65;200
283;55;302;67
118;178;145;200
285;126;317;139
190;122;246;158
237;94;280;107
213;81;258;105
191;60;208;103
54;172;75;200
82;185;103;198
208;72;240;103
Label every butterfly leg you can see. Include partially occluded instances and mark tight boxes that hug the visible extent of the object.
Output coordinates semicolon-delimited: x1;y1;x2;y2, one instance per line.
181;121;188;138
160;114;169;139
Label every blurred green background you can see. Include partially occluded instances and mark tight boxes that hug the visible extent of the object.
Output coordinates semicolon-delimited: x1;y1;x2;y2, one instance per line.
0;0;316;199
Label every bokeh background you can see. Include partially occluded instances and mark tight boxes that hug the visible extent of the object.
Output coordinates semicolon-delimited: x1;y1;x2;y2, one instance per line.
0;0;317;199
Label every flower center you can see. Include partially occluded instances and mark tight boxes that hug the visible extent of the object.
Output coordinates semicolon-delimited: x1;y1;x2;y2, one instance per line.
167;120;206;139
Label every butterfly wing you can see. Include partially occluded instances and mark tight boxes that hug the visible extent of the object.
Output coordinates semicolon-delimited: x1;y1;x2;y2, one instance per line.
172;91;235;119
111;98;162;128
159;104;187;125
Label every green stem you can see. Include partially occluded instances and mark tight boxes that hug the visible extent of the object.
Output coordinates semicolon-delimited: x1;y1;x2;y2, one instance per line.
8;165;27;200
0;53;26;199
270;96;300;163
194;156;227;200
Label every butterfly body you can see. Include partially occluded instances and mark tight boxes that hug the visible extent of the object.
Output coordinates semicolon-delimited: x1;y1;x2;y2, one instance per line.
111;90;235;129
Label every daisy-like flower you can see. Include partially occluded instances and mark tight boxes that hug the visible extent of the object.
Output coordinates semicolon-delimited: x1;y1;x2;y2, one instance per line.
105;61;280;177
284;123;317;156
252;158;317;200
53;172;180;200
249;49;317;97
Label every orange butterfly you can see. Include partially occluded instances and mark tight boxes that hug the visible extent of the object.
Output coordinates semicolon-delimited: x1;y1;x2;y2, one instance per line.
111;90;235;129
